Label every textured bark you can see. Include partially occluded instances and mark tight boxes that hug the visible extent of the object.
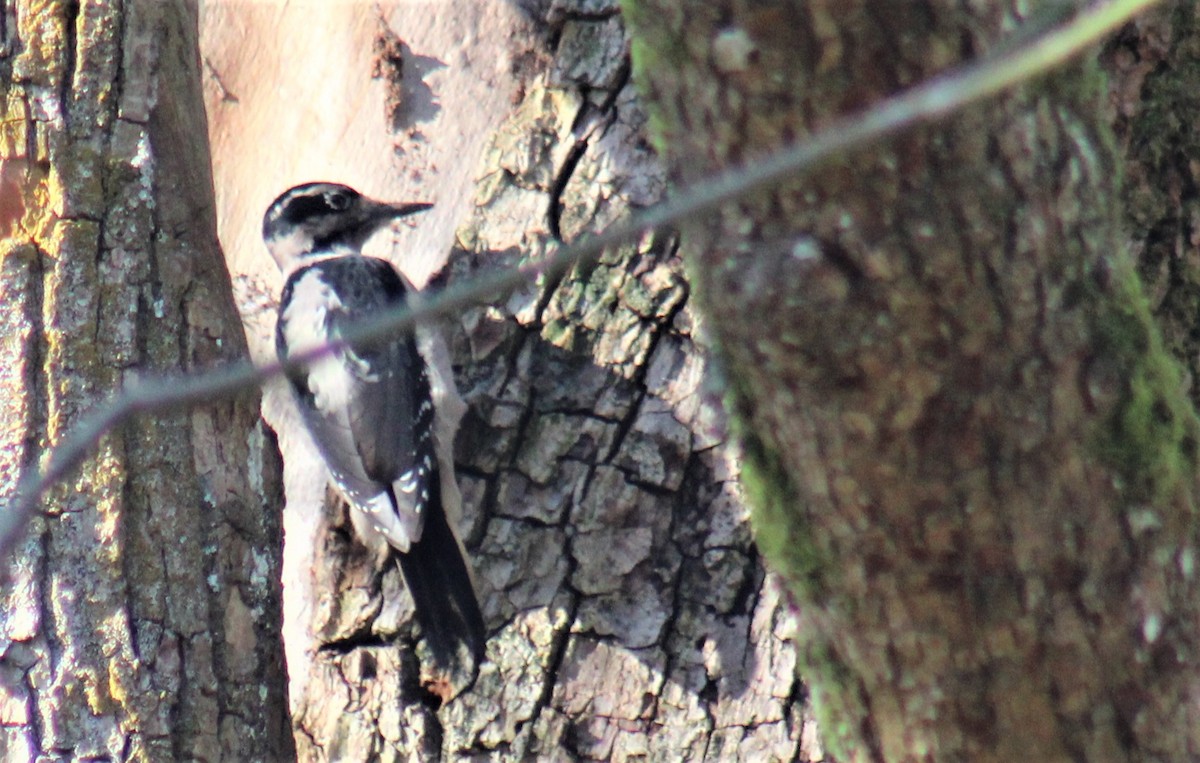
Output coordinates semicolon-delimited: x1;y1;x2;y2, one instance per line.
623;1;1200;761
440;49;808;759
203;1;814;760
1106;6;1200;401
0;2;289;761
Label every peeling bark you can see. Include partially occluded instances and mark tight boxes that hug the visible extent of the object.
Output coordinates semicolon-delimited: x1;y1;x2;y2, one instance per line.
0;3;288;761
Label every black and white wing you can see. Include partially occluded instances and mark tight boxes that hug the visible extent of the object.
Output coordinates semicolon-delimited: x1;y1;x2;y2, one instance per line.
276;255;485;666
276;256;432;549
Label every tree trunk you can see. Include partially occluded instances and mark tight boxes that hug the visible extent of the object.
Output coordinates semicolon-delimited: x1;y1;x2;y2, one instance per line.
0;2;289;760
203;1;812;760
1107;6;1200;398
624;2;1200;761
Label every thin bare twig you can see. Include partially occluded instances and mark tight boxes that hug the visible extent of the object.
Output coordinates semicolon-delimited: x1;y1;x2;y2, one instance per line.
0;0;1161;558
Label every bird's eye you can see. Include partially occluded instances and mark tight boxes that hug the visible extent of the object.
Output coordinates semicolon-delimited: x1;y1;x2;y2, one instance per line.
326;192;351;211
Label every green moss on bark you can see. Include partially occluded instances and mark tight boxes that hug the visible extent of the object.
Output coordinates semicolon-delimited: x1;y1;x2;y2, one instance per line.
619;0;687;153
1090;262;1200;508
724;378;829;600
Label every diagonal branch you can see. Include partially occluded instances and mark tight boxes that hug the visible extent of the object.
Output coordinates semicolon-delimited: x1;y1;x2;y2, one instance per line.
0;0;1161;559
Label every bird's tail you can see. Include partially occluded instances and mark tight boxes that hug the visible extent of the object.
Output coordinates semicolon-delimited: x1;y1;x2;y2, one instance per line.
392;481;486;679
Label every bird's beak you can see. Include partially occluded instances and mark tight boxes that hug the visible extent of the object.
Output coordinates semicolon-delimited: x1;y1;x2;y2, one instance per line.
365;200;433;227
348;199;433;251
389;201;434;218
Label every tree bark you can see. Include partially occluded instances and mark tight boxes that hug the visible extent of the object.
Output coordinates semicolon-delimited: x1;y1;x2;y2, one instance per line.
203;1;814;760
0;2;289;760
1106;6;1200;400
623;2;1200;761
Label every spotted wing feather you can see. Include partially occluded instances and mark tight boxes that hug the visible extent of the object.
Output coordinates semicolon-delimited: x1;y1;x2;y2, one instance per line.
277;256;431;548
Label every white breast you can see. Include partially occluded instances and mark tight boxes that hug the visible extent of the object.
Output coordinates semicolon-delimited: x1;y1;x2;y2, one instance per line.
281;271;357;412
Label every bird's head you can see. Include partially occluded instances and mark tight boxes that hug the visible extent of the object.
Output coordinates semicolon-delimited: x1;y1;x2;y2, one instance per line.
262;182;432;271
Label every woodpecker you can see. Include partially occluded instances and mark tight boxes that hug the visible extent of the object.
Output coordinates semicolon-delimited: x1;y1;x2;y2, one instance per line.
264;182;485;674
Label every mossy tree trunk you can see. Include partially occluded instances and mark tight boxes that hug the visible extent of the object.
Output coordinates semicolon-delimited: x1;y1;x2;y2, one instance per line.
624;2;1200;761
0;3;289;760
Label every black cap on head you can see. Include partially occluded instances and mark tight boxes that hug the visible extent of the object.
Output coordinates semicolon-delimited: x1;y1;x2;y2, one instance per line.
262;182;362;242
261;182;432;270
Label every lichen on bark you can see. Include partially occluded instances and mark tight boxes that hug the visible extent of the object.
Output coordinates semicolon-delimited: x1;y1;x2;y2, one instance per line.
0;3;288;761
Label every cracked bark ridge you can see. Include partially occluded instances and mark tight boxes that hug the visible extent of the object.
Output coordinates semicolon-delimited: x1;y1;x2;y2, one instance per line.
0;3;289;761
437;6;817;760
625;1;1200;761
